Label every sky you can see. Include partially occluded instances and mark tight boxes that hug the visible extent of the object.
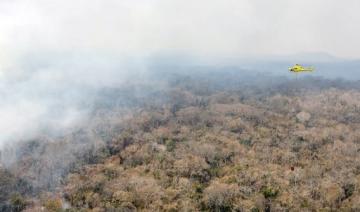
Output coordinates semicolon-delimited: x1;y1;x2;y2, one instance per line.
0;0;359;151
0;0;360;69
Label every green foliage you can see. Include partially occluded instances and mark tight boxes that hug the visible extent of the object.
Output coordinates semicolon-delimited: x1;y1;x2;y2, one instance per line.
300;199;310;208
190;183;205;200
0;170;17;202
103;167;118;180
251;207;260;212
165;139;176;152
209;167;221;178
342;183;355;200
261;186;279;199
124;155;145;167
153;170;161;180
10;194;27;212
239;139;252;147
224;176;237;184
68;181;104;207
83;147;110;165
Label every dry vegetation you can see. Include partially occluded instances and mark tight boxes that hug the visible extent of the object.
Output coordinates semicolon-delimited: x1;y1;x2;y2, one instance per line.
1;70;360;211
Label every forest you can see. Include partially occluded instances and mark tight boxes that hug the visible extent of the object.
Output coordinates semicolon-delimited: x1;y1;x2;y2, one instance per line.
1;69;360;211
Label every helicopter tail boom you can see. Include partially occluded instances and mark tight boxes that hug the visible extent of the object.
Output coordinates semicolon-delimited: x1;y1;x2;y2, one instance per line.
304;67;314;72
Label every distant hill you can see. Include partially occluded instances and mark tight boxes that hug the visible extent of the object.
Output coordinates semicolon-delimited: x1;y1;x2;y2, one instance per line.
234;53;360;80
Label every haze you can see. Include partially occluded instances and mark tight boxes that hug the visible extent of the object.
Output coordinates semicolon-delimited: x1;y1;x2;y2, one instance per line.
0;0;360;66
0;0;359;149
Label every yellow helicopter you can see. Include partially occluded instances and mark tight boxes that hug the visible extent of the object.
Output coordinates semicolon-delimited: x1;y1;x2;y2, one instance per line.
289;64;314;73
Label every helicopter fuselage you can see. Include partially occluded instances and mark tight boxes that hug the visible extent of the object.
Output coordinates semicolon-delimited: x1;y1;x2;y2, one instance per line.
289;64;314;73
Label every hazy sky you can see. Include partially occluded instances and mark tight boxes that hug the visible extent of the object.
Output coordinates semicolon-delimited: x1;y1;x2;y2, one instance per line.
0;0;359;68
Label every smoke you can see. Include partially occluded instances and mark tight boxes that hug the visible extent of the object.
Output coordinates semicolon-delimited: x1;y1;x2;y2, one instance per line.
0;0;359;155
0;55;99;149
